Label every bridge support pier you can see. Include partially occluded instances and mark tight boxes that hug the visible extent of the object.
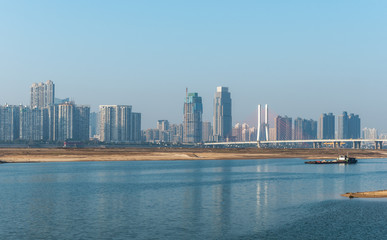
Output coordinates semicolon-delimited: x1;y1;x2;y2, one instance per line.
333;142;339;148
313;142;322;149
375;141;383;149
352;141;361;149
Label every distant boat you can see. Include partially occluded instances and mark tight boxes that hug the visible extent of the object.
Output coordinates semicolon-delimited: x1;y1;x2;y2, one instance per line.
305;155;357;164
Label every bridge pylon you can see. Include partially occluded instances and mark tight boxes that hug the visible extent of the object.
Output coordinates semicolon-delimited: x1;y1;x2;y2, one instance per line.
257;104;269;148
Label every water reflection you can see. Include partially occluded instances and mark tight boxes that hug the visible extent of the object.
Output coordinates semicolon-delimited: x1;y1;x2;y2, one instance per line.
1;159;387;239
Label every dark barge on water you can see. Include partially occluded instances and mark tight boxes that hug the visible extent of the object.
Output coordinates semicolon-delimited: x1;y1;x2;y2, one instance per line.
305;155;357;164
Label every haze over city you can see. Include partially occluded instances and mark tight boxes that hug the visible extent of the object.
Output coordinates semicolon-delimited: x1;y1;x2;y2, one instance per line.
1;1;387;130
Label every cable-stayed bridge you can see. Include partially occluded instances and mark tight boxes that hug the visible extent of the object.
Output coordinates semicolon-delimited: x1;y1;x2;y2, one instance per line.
204;139;386;149
205;104;386;149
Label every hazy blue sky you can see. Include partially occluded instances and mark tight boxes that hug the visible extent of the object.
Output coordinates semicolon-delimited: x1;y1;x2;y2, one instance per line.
1;1;386;130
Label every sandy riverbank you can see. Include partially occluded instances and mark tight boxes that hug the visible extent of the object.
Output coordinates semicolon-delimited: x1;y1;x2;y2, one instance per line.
1;148;387;163
341;190;387;198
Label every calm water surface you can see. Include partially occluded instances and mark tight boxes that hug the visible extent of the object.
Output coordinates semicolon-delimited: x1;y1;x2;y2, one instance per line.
1;158;387;239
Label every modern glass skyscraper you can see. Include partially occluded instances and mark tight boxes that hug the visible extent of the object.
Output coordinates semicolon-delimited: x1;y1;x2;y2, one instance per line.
213;86;232;142
183;92;203;143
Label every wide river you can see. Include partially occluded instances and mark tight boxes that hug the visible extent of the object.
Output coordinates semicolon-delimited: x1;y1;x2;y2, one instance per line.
1;158;387;239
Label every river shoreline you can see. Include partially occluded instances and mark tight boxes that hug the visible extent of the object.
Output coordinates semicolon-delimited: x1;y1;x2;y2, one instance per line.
1;148;387;163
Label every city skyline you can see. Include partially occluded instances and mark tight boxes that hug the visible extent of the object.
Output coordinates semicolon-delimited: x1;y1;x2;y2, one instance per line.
1;1;387;131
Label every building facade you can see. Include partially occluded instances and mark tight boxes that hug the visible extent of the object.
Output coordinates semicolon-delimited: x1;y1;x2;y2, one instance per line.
99;105;138;143
31;80;55;108
275;116;292;140
183;93;203;143
213;86;232;142
319;113;335;139
294;118;317;140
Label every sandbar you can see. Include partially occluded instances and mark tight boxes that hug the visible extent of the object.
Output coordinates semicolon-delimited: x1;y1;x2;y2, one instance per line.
341;190;387;198
1;147;387;163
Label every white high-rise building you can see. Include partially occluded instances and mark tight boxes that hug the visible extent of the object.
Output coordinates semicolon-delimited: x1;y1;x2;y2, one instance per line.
362;128;378;139
99;105;132;143
31;80;55;108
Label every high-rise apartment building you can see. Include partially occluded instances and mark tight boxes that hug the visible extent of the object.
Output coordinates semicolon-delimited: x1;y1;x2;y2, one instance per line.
183;93;203;143
294;118;317;140
362;128;378;139
131;112;142;142
337;111;349;139
319;113;335;139
275;116;292;140
31;80;55;108
100;105;137;143
19;106;46;141
202;122;212;142
213;86;232;142
157;120;169;131
348;113;361;139
338;111;361;139
89;112;99;139
0;105;20;141
74;105;90;141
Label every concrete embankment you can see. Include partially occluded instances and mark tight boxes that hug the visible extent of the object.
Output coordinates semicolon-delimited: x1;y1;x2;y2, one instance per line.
341;190;387;198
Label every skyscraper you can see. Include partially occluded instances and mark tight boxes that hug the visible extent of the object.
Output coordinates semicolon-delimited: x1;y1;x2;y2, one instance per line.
294;118;317;140
99;105;132;143
0;105;19;141
131;112;142;142
202;122;212;142
319;113;335;139
183;92;203;143
275;115;292;140
348;113;361;139
213;86;232;142
30;80;55;108
337;112;361;139
337;111;349;139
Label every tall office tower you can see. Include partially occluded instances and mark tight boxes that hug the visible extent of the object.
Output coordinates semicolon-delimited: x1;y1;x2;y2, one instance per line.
362;128;378;139
338;111;349;139
73;105;90;141
31;80;55;108
275;116;292;140
348;114;361;139
294;118;318;140
0;105;20;141
319;113;335;139
157;120;169;131
99;105;132;143
131;112;142;142
202;122;212;142
213;86;232;142
183;92;203;143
